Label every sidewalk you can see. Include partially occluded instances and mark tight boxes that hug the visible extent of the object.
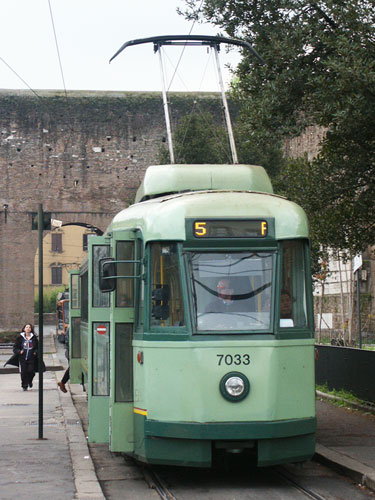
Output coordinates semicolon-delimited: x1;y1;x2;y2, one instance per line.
315;395;375;492
1;328;375;497
0;326;105;500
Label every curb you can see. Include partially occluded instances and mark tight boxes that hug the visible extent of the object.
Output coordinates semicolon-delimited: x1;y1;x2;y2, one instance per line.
52;353;106;499
315;391;375;493
0;365;64;374
314;444;375;493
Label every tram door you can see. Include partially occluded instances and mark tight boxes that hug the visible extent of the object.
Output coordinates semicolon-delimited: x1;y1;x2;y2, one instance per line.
69;270;81;384
88;236;111;444
109;231;137;452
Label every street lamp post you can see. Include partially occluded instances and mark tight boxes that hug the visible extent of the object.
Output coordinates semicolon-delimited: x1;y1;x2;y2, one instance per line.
38;203;44;439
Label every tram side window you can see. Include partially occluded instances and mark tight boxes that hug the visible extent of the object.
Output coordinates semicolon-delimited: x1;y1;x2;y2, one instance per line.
116;241;134;307
280;240;307;328
71;317;81;359
93;322;110;396
150;242;185;328
80;271;88;323
71;274;80;309
93;246;110;308
115;324;133;402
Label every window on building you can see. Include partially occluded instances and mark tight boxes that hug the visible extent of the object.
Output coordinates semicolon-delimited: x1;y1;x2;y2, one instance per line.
52;266;62;285
83;234;88;251
51;233;62;252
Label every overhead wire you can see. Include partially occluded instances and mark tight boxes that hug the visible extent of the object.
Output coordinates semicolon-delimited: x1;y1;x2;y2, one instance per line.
47;0;76;188
163;0;233;163
0;2;76;190
167;0;205;91
0;56;43;100
48;0;68;99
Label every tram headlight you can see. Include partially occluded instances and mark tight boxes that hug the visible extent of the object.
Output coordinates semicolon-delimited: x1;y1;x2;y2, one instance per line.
220;372;250;402
225;376;244;396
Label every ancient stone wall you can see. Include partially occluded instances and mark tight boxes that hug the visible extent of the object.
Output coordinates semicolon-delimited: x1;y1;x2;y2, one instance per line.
0;90;224;329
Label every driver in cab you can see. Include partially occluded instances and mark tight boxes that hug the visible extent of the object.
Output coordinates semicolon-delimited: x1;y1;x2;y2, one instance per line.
205;279;248;314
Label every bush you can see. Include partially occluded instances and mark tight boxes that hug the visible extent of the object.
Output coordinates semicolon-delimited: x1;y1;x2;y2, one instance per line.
34;286;66;313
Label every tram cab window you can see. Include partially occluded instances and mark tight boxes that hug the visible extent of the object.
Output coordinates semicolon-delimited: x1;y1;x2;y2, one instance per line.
279;240;307;328
188;252;273;332
150;242;185;328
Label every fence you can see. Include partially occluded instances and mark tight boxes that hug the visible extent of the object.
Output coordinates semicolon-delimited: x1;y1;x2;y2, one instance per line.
315;344;375;403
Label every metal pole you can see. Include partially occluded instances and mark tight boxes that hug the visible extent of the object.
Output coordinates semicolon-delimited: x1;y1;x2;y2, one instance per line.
157;45;175;164
213;45;238;164
356;269;362;348
38;204;44;439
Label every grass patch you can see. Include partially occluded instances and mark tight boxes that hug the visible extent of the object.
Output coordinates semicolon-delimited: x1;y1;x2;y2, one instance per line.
316;383;371;409
361;345;375;351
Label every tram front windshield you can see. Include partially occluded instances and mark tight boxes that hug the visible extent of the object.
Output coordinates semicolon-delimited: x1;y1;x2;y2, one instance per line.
189;252;273;332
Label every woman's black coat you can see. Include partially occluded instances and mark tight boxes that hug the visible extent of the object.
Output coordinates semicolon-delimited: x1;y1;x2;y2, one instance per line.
4;334;45;371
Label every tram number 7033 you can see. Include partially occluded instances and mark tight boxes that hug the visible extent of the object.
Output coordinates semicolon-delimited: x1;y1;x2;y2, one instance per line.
217;354;251;366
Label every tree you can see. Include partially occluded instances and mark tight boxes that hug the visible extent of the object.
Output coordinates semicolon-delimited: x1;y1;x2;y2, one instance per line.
158;111;232;164
181;1;375;253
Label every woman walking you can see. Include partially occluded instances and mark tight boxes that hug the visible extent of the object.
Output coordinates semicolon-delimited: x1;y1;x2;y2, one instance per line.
7;323;39;391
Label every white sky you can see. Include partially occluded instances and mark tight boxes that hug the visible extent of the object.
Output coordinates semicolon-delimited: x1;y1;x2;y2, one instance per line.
0;0;242;93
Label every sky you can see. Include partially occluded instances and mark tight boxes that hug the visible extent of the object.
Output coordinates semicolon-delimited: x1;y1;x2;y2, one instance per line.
0;0;242;93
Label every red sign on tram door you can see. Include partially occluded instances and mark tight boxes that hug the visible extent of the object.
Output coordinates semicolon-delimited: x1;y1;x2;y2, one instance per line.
97;324;107;335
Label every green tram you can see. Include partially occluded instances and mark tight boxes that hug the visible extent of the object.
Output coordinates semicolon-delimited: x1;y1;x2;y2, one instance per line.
69;163;316;467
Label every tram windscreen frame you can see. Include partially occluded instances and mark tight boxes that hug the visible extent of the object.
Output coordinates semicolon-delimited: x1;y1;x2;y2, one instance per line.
187;251;274;333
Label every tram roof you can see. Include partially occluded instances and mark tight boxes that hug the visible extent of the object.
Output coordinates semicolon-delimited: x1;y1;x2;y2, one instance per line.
134;164;273;202
110;189;309;241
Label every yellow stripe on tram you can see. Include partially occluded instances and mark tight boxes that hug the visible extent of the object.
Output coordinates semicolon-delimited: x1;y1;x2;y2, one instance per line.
134;407;148;416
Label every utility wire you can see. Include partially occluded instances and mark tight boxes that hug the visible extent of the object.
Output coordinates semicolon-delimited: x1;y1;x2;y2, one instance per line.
48;0;68;99
0;56;42;100
167;0;205;91
47;0;76;188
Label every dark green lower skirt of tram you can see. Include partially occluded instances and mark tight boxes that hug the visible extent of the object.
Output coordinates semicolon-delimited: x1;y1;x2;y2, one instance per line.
133;415;316;467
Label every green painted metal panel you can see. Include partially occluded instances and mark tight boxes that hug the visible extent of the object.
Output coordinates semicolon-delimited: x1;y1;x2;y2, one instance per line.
134;414;315;467
109;191;309;243
88;236;111;444
133;414;211;467
144;416;316;440
109;230;136;453
134;164;274;203
257;433;315;466
133;340;315;423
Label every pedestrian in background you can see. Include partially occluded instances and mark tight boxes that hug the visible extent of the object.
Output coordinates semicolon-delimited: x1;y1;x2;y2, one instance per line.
5;323;39;391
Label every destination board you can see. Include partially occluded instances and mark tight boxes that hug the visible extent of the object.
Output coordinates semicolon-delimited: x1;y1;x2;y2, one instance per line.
193;220;268;238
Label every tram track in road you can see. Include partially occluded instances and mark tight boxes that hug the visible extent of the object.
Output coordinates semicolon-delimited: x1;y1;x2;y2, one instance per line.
143;466;178;500
140;459;374;500
275;468;329;500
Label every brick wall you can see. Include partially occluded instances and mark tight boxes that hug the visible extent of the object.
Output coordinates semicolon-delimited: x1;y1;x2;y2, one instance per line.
0;89;224;330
